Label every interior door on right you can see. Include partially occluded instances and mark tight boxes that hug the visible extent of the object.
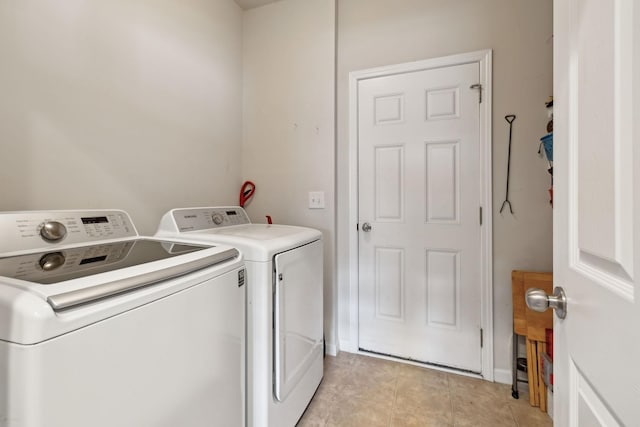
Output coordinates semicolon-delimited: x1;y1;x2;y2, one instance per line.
554;0;640;424
357;62;482;372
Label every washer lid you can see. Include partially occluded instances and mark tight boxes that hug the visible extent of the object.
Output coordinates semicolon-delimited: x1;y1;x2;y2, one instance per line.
0;239;211;285
0;239;242;345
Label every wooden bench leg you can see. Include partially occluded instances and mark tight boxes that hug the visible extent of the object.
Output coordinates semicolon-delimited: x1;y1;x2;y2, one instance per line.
526;338;539;407
538;342;547;412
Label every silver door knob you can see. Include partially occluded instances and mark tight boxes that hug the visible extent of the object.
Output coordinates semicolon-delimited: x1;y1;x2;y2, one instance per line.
361;222;372;232
525;286;567;319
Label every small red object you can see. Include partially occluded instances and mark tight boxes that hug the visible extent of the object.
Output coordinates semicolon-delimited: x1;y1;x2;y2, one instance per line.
239;181;255;207
265;215;272;225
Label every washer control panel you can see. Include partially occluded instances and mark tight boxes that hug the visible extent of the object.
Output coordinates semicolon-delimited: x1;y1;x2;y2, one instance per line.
172;207;251;232
0;210;137;255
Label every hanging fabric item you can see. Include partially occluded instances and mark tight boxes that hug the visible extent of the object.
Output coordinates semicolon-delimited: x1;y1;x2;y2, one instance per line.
543;97;554;206
500;115;516;214
540;133;553;162
540;133;553;206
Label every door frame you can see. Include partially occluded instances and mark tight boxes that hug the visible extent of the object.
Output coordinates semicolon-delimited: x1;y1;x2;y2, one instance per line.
346;49;494;380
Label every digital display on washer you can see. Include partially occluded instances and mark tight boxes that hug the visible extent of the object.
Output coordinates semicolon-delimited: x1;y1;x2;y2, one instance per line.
226;211;237;216
81;216;109;224
79;255;108;265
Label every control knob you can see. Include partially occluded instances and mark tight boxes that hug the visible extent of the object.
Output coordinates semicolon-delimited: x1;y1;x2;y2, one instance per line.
39;252;66;271
212;213;224;225
40;221;67;242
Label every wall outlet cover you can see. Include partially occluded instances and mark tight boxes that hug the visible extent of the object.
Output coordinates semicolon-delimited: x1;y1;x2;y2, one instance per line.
308;191;325;209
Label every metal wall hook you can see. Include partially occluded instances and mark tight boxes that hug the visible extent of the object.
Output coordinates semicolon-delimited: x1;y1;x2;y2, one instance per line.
500;199;513;214
500;114;516;214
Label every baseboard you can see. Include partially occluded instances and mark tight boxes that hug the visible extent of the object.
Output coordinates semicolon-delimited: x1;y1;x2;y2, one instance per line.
325;342;338;356
339;339;357;353
495;368;528;395
493;368;512;385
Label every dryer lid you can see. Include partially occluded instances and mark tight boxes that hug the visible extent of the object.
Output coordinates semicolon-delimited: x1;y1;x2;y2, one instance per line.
156;208;322;261
177;225;321;261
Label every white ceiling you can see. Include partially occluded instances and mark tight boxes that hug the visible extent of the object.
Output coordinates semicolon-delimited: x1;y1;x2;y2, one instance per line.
234;0;280;10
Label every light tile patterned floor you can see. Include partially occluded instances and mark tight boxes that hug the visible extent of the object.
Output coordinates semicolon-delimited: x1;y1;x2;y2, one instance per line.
297;352;552;427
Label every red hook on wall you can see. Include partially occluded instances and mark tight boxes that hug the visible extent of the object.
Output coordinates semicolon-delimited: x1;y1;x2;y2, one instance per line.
239;181;255;208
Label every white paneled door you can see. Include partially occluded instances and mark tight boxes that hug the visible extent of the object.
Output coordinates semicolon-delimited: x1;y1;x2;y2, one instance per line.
358;62;483;372
553;0;640;424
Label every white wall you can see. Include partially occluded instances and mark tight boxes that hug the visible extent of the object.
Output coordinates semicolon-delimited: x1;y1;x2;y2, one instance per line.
0;0;552;381
0;0;243;235
242;0;337;351
336;0;554;380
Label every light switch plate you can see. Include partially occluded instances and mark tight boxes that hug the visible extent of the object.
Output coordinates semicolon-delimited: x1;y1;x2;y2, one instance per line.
308;191;325;209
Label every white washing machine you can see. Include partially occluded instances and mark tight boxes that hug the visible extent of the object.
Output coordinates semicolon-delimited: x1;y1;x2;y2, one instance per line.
156;206;323;427
0;209;246;427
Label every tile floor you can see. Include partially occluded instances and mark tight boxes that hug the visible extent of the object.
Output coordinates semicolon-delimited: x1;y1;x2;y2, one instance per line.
297;352;552;427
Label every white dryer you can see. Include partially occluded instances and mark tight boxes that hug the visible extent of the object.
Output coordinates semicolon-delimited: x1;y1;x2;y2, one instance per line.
0;210;246;427
156;206;323;427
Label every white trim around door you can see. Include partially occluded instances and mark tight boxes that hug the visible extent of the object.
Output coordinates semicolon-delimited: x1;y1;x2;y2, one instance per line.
344;49;494;381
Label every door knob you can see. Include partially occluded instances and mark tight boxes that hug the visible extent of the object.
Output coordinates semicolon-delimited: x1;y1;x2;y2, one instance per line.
525;286;567;319
361;222;372;232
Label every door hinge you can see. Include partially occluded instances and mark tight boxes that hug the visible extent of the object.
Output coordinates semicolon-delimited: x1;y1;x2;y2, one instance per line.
480;328;484;348
479;206;483;225
470;84;482;103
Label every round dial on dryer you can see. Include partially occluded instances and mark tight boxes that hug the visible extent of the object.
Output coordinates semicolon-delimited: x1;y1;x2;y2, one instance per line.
39;252;66;271
211;213;224;225
40;221;67;242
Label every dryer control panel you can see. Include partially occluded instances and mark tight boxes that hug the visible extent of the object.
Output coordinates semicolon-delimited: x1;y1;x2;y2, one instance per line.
171;207;251;232
0;210;138;255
